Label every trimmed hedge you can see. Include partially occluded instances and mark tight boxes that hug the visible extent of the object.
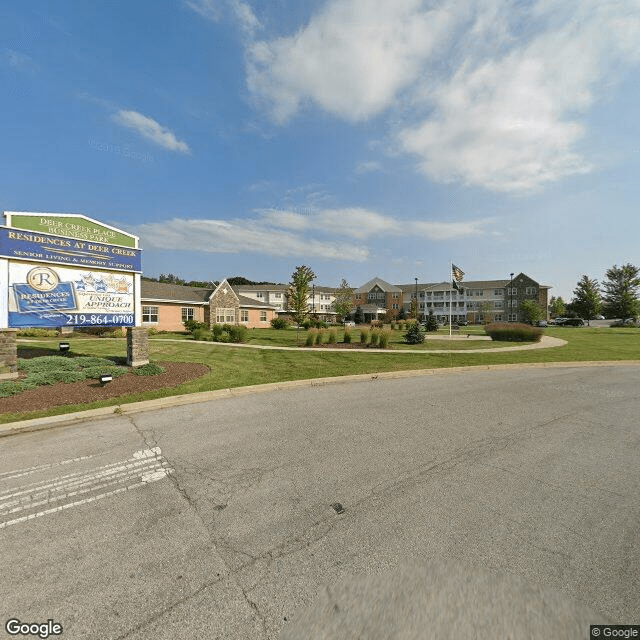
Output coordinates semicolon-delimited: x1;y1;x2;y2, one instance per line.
134;363;166;376
485;322;543;342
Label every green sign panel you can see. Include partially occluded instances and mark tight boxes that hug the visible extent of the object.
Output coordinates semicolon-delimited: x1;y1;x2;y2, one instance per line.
6;213;137;248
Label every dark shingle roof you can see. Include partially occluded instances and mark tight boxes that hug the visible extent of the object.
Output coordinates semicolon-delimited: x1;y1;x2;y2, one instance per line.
141;281;211;303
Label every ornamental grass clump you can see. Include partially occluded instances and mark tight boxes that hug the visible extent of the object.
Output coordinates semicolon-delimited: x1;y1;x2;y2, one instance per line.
360;329;370;345
370;329;380;346
379;330;391;348
343;328;352;343
485;322;543;342
305;328;318;346
315;329;324;345
327;329;337;344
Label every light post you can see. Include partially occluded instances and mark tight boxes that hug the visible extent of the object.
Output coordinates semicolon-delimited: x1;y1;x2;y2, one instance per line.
312;284;315;314
414;277;418;321
509;273;514;322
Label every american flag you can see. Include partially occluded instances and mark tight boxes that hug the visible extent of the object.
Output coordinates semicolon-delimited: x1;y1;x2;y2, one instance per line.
452;264;465;282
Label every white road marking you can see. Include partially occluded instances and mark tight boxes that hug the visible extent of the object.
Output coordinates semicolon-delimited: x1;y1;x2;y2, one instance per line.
0;447;172;529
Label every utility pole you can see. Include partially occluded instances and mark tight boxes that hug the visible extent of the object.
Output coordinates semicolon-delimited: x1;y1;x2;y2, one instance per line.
509;273;514;322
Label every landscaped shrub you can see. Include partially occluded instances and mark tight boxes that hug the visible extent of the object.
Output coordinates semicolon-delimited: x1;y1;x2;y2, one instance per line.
146;327;159;336
305;329;317;346
370;320;384;329
17;328;59;337
404;322;425;344
270;317;289;329
370;329;380;346
183;319;207;333
484;323;543;342
424;311;439;332
315;330;324;345
302;319;312;330
228;325;248;343
75;326;122;337
0;380;39;397
390;322;396;330
193;327;212;341
360;329;370;345
327;329;337;344
379;330;391;348
18;356;80;373
211;324;224;339
134;363;166;376
343;329;352;343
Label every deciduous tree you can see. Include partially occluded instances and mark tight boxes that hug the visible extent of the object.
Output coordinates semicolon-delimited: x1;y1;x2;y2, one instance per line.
286;265;316;340
334;278;354;322
521;300;542;325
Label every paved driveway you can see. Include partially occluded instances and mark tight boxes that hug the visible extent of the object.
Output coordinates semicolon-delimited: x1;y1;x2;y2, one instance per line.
1;365;638;638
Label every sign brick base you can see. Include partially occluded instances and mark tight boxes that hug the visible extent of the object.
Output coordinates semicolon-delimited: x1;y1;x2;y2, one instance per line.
0;329;19;379
126;327;149;367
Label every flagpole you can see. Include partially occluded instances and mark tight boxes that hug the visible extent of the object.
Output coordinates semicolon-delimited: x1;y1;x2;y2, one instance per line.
449;260;452;336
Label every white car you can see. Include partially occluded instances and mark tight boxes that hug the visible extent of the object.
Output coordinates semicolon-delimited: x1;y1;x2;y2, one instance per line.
343;321;356;327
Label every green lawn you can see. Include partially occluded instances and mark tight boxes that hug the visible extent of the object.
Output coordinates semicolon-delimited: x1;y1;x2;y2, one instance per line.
5;326;639;424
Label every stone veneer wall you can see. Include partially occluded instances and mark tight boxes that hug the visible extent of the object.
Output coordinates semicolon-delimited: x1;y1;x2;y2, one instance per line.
127;327;149;367
208;286;240;328
0;329;19;379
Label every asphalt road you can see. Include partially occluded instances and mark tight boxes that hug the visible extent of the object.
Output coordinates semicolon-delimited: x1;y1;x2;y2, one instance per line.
1;365;638;639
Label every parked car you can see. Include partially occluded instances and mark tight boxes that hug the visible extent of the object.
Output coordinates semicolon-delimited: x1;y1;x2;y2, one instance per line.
595;315;605;320
343;321;356;327
557;317;584;327
535;320;548;327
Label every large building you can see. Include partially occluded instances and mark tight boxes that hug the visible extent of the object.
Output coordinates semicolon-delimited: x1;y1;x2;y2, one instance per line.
353;274;550;324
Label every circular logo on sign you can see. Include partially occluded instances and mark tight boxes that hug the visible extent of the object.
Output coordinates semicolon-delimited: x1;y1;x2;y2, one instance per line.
26;267;59;291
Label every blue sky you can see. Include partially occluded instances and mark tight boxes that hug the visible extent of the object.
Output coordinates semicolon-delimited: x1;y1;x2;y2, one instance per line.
2;0;639;300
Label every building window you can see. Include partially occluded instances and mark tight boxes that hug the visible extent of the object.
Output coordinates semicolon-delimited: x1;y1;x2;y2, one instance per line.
392;303;399;310
495;314;503;322
526;287;537;295
355;294;361;300
142;306;158;323
392;293;399;299
241;310;249;322
256;292;263;298
260;311;267;322
275;292;282;298
495;301;503;309
494;289;503;296
507;288;517;295
508;313;518;322
181;307;194;323
217;308;235;323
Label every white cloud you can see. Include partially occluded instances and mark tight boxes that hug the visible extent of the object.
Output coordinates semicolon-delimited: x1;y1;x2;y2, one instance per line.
356;161;383;174
5;50;36;72
132;207;492;260
229;0;261;36
247;0;461;123
247;0;640;192
184;0;221;22
134;215;370;261
112;110;190;153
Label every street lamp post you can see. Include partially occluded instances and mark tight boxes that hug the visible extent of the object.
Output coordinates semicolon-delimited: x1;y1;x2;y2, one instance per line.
414;277;418;321
312;284;315;314
509;273;514;322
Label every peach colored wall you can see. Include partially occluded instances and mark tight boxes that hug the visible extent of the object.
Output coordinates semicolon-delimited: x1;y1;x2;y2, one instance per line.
142;303;205;332
240;308;276;328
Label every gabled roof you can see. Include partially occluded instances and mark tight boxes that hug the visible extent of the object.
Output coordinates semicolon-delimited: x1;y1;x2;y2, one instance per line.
237;294;277;309
355;277;402;294
396;283;433;293
141;280;211;303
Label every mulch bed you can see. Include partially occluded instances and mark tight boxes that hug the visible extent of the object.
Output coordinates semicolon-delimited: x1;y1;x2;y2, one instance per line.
1;354;210;415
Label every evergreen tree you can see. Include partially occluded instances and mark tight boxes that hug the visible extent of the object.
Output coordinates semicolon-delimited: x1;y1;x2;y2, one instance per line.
424;309;439;332
404;322;425;344
571;276;602;325
602;264;640;319
354;306;364;324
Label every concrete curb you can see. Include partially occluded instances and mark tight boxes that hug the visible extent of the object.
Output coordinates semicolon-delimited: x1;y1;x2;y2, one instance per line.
2;359;640;438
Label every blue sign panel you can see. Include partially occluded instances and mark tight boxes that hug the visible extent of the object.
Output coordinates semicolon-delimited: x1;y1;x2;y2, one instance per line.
0;227;141;272
13;282;77;313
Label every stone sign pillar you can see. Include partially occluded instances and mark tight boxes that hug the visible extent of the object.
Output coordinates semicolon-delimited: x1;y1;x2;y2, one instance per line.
126;327;149;367
0;329;19;379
